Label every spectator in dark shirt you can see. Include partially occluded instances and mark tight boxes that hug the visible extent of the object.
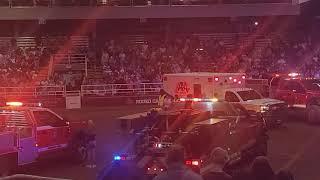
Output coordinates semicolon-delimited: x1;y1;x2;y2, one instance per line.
251;156;276;180
276;170;294;180
202;147;232;180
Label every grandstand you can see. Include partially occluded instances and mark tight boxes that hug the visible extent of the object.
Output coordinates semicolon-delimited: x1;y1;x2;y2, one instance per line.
0;0;319;106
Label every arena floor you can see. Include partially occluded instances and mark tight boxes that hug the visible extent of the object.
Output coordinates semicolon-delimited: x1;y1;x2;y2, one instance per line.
23;105;320;180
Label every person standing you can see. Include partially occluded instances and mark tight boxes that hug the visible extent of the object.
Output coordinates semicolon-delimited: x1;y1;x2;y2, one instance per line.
158;89;167;109
85;120;96;168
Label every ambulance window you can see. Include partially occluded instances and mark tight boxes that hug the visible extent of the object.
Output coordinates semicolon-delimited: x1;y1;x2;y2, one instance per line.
225;92;240;102
33;111;65;127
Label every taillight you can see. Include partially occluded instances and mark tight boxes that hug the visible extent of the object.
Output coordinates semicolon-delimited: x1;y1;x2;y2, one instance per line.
192;160;199;166
185;160;200;166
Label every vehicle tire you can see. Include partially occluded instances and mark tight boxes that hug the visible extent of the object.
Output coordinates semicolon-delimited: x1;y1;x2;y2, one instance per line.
306;105;320;124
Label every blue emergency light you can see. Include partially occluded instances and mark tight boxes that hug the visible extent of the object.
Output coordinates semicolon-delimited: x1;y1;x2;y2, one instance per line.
114;156;121;161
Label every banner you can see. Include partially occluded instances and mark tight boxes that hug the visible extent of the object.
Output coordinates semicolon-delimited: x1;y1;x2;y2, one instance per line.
65;95;81;109
135;98;158;105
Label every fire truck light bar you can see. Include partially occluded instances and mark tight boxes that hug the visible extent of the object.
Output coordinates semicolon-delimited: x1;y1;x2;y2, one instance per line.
288;73;299;77
6;102;23;106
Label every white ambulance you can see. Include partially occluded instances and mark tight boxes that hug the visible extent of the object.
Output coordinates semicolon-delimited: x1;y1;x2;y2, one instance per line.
163;73;287;127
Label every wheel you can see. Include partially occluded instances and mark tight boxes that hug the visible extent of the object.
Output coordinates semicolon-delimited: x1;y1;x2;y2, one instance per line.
306;105;320;123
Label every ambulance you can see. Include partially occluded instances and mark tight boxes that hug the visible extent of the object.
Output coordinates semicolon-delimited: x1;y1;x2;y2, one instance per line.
163;73;288;128
0;102;87;175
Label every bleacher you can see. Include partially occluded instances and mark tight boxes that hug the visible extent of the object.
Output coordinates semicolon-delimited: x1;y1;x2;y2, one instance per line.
194;33;272;50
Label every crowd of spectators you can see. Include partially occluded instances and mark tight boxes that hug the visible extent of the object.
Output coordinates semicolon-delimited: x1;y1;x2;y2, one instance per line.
0;0;292;7
1;31;320;89
153;146;295;180
90;33;320;85
0;40;51;87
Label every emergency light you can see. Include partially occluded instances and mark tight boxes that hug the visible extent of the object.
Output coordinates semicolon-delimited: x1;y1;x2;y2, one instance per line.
6;102;23;106
114;155;121;160
288;73;299;77
113;154;135;161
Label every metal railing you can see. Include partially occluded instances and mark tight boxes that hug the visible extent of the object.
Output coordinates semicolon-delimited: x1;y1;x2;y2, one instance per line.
0;86;66;97
53;53;88;73
0;0;293;7
0;80;269;98
81;83;162;97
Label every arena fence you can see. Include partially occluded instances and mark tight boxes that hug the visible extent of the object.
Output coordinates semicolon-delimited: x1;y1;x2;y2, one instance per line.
0;80;268;107
0;86;66;98
80;83;163;97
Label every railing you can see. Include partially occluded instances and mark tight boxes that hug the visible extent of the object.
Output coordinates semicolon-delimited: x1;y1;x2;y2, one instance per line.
0;86;66;97
0;0;293;7
81;83;163;97
0;80;269;98
53;53;87;72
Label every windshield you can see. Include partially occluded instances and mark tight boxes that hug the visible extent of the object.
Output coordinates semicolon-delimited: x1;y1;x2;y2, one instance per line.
237;90;262;101
302;80;320;91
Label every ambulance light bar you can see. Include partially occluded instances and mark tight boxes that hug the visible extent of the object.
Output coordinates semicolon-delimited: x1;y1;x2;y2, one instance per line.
6;102;23;106
179;98;218;102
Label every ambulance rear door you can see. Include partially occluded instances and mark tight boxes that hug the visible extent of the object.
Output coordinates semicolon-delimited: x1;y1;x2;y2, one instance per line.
163;74;194;98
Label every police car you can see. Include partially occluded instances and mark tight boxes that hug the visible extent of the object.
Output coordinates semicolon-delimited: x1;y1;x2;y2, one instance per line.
0;102;88;175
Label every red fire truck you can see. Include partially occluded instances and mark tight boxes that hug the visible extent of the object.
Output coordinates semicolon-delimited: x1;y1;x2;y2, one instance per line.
0;102;88;175
271;73;320;123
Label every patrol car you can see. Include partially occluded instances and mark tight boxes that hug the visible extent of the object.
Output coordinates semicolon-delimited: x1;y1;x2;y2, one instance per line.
106;100;267;179
0;102;88;175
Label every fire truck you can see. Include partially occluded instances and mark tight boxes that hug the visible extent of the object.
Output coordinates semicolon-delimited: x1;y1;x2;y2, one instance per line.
101;100;267;180
163;73;287;128
271;73;320;123
0;102;88;175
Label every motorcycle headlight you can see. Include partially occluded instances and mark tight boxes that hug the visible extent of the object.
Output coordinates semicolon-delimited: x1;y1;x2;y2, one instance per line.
260;105;269;113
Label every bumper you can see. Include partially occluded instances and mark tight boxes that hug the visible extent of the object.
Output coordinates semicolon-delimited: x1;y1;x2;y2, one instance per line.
261;106;288;127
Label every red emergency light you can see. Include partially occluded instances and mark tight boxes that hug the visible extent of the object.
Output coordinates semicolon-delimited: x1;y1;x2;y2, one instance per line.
6;102;23;106
233;79;237;83
242;75;246;79
214;77;219;81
